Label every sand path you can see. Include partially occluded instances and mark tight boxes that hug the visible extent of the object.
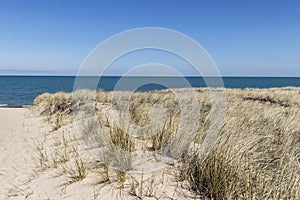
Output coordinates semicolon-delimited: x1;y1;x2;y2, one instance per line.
0;108;124;200
0;108;44;199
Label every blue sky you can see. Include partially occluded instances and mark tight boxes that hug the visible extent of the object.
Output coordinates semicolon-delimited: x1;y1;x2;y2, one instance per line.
0;0;299;76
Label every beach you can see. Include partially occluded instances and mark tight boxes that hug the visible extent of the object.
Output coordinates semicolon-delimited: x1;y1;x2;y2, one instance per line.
0;108;41;199
1;0;300;199
0;88;299;199
0;108;125;199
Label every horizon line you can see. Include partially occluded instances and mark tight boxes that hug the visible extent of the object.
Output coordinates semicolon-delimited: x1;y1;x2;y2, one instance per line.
0;75;300;78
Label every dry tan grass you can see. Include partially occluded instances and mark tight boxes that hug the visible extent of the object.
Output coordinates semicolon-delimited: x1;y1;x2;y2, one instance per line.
33;87;300;199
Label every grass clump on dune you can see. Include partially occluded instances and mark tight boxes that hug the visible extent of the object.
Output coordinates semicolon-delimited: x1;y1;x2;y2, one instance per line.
184;148;240;199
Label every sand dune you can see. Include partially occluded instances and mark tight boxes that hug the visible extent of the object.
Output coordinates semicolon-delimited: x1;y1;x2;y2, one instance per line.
1;88;299;199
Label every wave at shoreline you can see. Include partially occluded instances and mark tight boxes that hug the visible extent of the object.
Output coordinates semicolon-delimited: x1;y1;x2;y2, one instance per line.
0;103;30;108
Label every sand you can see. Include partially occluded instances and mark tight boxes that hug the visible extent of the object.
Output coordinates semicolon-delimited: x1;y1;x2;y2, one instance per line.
0;108;116;199
0;108;162;200
0;107;192;200
0;108;42;199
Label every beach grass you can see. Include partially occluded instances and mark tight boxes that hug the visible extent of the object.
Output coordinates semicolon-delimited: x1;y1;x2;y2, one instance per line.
32;87;300;199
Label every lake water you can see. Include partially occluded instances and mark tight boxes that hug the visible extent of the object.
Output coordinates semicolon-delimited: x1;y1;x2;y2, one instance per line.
0;76;299;107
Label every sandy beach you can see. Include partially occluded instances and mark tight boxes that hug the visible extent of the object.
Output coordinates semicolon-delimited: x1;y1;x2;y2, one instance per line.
1;0;300;199
0;108;42;199
0;107;186;199
0;88;299;199
0;108;105;199
0;108;124;199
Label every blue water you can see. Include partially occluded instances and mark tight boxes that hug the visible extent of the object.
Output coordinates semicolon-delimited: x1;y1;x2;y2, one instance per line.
0;76;299;107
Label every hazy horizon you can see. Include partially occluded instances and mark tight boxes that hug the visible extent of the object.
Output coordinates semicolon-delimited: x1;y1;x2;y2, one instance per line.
0;70;300;78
